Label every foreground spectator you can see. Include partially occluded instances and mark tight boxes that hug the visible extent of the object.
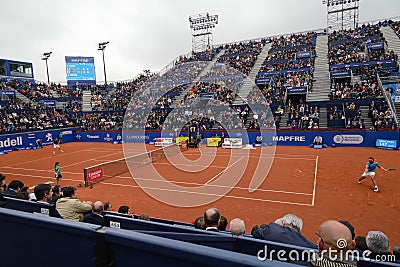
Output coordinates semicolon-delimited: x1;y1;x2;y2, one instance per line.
139;213;150;221
339;220;356;241
103;201;111;212
355;236;368;251
4;180;24;197
252;214;316;248
251;224;268;236
218;216;228;231
50;185;61;204
365;231;394;261
118;205;130;214
34;184;52;203
230;218;245;236
56;186;93;221
204;208;220;231
307;220;356;266
0;173;6;194
194;216;205;230
0;174;6;207
83;201;105;226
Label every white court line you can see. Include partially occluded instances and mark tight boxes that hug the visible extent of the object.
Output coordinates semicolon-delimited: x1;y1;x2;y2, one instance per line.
182;151;316;158
312;155;319;206
0;167;311;196
0;166;81;176
181;153;316;161
129;176;312;196
62;151;123;168
205;156;245;185
99;181;312;206
85;148;139;152
89;160;228;169
5;148;101;168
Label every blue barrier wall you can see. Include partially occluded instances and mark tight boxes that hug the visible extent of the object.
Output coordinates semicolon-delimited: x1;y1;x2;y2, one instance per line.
74;130;399;149
2;128;397;151
0;128;75;153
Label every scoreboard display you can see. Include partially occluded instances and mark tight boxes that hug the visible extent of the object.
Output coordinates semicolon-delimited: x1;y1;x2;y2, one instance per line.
65;56;96;85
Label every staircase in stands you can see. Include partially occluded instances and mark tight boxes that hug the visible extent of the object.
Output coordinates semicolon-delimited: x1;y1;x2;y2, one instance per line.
394;103;400;124
380;25;400;59
307;34;330;102
14;90;31;104
380;25;400;126
82;90;92;111
359;105;374;130
232;42;272;105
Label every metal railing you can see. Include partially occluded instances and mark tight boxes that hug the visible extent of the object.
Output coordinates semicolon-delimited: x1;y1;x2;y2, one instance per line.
377;73;399;127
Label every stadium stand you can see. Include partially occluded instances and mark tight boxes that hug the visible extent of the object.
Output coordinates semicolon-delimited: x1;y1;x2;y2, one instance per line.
326;22;399;130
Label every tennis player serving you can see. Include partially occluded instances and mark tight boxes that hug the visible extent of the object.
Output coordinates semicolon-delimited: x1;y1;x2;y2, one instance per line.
357;157;387;192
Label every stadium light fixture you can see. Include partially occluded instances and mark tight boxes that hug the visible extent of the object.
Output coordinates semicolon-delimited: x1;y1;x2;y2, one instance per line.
323;0;360;32
41;52;52;85
98;41;109;86
189;13;219;53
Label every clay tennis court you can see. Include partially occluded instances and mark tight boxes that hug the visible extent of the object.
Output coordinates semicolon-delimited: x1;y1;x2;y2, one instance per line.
0;142;399;245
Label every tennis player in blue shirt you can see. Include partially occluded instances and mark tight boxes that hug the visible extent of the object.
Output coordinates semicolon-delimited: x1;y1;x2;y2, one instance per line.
357;157;387;192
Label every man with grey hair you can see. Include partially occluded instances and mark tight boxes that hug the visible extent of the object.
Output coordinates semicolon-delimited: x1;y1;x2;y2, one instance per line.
280;213;303;233
252;213;316;248
365;231;394;262
230;218;245;236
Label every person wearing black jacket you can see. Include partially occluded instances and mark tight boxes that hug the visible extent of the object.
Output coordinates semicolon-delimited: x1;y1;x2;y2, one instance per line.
3;180;24;197
252;214;316;249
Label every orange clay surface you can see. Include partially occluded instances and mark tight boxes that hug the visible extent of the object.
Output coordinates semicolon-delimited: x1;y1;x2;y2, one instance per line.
0;142;399;246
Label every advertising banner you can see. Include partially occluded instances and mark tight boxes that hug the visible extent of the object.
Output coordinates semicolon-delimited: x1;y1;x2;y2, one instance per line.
0;90;16;97
330;70;352;78
366;42;384;50
0;128;74;153
287;86;307;95
73;130;399;149
296;51;312;59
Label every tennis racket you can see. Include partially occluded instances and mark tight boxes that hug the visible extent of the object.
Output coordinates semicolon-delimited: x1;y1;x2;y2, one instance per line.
387;168;395;172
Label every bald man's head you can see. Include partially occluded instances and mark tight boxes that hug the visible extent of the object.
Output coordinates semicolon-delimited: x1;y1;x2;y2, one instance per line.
92;201;104;214
317;220;355;253
204;208;220;227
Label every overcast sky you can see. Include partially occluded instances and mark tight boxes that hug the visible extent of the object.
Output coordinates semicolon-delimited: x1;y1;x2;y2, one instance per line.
1;0;399;84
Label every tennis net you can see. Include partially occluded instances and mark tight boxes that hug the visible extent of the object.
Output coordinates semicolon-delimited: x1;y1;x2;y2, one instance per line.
83;143;188;187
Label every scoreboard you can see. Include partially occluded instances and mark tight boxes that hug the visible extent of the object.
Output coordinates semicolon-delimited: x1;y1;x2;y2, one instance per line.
65;56;96;86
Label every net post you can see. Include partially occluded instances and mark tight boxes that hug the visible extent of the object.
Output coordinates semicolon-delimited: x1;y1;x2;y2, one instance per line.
83;168;89;188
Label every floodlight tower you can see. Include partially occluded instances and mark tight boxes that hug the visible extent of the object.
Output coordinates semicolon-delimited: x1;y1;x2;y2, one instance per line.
41;52;52;85
189;13;218;53
322;0;360;33
98;41;109;86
